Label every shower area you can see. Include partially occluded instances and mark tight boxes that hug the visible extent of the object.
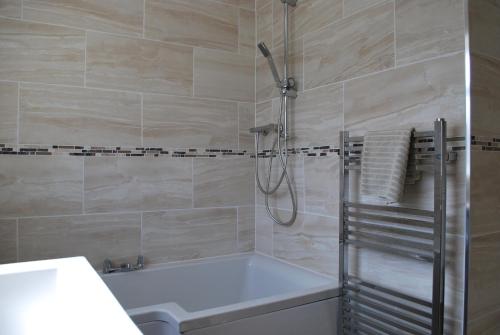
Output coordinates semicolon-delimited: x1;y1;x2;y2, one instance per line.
0;0;498;334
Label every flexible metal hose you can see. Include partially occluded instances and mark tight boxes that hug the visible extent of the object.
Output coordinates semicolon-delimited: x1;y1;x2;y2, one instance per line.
254;95;297;226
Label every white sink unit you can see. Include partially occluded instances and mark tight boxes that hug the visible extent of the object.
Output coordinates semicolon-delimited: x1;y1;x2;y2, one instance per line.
0;257;141;335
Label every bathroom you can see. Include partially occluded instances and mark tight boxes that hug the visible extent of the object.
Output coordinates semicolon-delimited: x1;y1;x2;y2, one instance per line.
0;0;498;334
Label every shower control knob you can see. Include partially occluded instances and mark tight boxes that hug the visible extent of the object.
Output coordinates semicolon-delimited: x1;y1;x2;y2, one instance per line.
287;77;296;89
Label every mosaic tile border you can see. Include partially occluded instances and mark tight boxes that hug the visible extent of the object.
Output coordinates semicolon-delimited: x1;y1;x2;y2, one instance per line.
471;136;500;152
0;135;492;159
0;143;342;158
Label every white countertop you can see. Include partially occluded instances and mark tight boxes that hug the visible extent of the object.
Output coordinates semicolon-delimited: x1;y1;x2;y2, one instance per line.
0;257;141;335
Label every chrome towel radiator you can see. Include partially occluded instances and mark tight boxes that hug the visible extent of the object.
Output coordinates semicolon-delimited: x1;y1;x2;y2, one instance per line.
339;119;451;335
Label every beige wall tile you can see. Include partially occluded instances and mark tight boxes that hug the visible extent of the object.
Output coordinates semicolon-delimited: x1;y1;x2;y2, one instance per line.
194;48;254;102
142;208;238;264
291;83;342;147
344;53;465;137
238;206;255;252
0;0;21;18
238;102;255;151
471;54;500;136
0;81;18;144
193;158;254;207
469;0;500;61
84;157;193;213
217;0;255;10
273;0;342;48
145;0;238;51
255;206;273;255
20;83;142;146
0;219;17;264
274;211;338;277
143;94;238;149
19;213;141;267
468;308;500;335
467;232;500;323
304;156;339;217
256;100;273;126
23;0;143;36
396;0;465;65
256;0;268;10
471;151;500;236
86;32;193;95
256;2;273;48
0;18;85;85
343;0;386;17
0;156;83;217
303;0;394;89
239;8;256;55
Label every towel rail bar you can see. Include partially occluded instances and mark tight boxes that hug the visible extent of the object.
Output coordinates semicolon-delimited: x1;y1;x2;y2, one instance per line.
347;221;435;240
343;295;432;330
345;202;434;217
338;119;448;335
344;285;433;319
347;277;434;308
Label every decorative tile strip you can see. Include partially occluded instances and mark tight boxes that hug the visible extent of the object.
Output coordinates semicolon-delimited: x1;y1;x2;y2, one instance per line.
0;144;249;158
0;135;488;160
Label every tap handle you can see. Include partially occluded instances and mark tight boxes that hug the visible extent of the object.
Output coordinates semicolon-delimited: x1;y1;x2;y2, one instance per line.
103;258;113;273
136;255;144;269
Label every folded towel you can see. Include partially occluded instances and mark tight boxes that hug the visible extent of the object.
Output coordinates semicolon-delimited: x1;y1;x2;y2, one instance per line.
360;129;412;203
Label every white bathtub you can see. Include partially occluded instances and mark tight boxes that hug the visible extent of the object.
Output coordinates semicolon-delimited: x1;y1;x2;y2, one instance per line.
102;253;339;335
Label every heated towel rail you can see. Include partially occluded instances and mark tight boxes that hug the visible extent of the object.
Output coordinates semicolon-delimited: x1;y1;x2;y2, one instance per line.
339;119;450;335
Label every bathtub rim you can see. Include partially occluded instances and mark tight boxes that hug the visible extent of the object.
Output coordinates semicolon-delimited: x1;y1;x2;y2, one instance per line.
104;252;339;333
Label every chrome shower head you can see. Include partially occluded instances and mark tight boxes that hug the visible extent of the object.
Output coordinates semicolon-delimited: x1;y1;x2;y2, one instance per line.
257;42;271;58
257;41;281;87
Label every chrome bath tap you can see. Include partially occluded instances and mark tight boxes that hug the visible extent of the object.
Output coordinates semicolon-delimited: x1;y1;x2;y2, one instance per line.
102;255;144;274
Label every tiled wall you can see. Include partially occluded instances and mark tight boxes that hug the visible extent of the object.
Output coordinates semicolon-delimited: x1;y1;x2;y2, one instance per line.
468;0;500;333
254;0;467;333
0;0;256;268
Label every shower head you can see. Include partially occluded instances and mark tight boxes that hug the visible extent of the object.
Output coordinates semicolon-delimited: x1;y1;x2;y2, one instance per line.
257;42;271;58
257;42;281;87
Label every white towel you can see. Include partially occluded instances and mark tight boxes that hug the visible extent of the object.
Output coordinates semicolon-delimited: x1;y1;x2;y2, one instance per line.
360;129;412;203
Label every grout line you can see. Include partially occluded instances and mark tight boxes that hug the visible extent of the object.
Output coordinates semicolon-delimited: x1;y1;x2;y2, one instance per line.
82;157;85;214
191;158;195;208
192;48;196;98
140;212;143;256
259;251;337;279
0;206;250;222
236;206;240;248
342;82;345;132
337;0;388;20
142;0;146;38
301;50;465;94
237;103;240;150
83;31;87;88
0;79;252;105
140;93;144;147
393;0;397;67
237;8;241;54
271;0;274;49
255;205;340;220
16;82;20;146
16;218;19;262
0;15;243;56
